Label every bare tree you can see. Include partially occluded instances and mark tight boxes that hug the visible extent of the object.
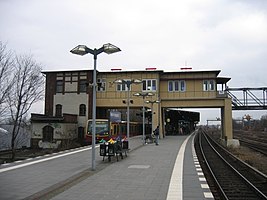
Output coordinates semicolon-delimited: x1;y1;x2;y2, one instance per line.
7;54;44;160
0;42;14;119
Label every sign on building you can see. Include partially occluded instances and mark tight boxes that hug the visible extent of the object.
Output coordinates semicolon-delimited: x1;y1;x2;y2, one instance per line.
110;111;121;123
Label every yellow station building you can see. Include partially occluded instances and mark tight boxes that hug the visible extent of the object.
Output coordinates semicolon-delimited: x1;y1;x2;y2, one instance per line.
31;68;236;148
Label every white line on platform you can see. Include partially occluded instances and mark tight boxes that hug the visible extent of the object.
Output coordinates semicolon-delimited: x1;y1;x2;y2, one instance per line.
166;132;194;200
199;177;207;181
201;184;209;189
204;192;214;198
0;145;98;173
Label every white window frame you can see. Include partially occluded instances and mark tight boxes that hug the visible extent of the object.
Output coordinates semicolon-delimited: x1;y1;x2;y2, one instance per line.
168;80;186;92
142;79;157;92
117;79;131;91
97;78;106;92
203;80;215;91
180;80;186;92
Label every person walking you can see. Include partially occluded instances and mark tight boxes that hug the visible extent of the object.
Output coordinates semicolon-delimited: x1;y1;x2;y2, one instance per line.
154;126;159;145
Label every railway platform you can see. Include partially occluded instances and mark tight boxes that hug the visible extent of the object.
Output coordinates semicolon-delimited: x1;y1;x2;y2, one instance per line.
0;132;213;200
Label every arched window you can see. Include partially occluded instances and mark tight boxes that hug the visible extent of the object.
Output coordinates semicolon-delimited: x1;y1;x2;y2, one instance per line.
55;104;62;117
79;104;86;116
43;125;54;142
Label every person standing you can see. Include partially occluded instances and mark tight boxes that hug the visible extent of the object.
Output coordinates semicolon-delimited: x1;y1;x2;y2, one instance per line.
154;126;159;145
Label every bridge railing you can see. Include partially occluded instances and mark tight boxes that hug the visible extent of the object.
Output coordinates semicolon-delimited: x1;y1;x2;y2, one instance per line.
225;87;267;110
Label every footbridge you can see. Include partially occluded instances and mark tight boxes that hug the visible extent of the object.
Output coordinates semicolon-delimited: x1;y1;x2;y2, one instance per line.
226;87;267;110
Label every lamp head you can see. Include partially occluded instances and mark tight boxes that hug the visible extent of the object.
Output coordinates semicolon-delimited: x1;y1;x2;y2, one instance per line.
146;92;154;96
70;45;89;56
133;93;141;97
134;92;154;97
114;79;124;84
132;79;142;84
103;43;121;54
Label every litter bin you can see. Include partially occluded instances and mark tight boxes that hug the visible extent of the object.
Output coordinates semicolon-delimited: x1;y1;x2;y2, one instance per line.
100;143;107;156
122;141;128;150
108;143;115;156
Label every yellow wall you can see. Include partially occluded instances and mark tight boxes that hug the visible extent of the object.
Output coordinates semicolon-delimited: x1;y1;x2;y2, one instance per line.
97;71;160;107
95;70;233;139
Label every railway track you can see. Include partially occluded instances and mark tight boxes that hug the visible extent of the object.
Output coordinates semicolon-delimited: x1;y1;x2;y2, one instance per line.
238;139;267;156
233;131;267;156
195;129;267;200
234;130;267;144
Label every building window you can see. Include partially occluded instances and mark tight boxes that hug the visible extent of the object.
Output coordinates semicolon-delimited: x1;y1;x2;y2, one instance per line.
143;79;157;91
97;78;106;91
43;125;54;142
56;80;63;93
180;80;186;91
79;104;86;116
55;104;62;117
79;80;87;93
168;81;174;92
203;80;215;91
117;80;131;91
168;80;186;92
210;80;215;91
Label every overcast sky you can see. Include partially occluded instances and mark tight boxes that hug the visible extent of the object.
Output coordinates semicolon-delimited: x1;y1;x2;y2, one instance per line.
1;0;266;124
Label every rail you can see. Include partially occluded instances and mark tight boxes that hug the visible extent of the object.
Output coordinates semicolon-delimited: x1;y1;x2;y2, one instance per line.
234;131;267;156
196;129;267;200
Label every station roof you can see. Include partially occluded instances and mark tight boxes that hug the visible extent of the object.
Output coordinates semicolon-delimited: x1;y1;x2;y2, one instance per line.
166;109;200;123
42;68;221;74
216;77;231;84
100;68;221;75
42;68;93;73
42;68;231;83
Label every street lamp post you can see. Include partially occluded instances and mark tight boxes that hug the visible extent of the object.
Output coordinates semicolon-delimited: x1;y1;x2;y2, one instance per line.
145;100;160;137
133;92;154;144
114;79;142;148
70;43;121;170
